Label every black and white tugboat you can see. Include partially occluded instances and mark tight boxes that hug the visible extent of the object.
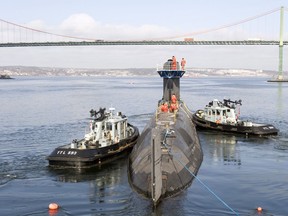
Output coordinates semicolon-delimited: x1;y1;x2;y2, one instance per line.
193;99;278;136
128;58;203;206
47;107;139;168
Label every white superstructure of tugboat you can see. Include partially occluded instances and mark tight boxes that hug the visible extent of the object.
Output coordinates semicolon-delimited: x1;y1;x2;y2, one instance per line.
128;58;203;206
47;107;139;168
193;99;278;136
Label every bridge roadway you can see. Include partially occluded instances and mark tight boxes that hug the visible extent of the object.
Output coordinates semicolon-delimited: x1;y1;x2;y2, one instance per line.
0;40;287;47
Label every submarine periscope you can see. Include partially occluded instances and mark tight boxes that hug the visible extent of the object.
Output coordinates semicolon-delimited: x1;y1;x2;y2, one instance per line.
128;58;203;205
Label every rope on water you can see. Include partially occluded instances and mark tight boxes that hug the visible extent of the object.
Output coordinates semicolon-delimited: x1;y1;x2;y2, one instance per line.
163;131;239;216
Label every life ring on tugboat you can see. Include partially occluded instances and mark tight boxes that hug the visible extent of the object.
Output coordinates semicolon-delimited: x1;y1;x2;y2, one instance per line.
216;119;221;124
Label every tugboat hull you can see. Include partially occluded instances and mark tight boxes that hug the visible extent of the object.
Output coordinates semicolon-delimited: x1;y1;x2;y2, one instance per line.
47;125;139;168
193;110;278;136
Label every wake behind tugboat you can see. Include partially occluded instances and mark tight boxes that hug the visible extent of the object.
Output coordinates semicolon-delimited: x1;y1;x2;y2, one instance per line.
193;99;279;136
128;58;203;205
47;107;139;168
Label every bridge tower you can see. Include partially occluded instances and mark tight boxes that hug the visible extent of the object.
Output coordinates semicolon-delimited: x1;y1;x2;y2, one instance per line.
278;6;284;80
268;6;288;82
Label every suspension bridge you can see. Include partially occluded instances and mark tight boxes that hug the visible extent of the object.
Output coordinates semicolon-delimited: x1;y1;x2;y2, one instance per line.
1;6;288;81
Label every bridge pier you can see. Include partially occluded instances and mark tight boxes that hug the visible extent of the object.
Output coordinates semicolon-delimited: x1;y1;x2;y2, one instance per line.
278;45;284;80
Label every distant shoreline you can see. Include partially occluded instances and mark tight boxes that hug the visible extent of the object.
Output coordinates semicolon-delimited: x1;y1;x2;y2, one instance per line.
0;66;278;77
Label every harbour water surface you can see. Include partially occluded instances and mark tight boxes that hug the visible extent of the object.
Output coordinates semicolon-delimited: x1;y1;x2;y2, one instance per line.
0;76;288;216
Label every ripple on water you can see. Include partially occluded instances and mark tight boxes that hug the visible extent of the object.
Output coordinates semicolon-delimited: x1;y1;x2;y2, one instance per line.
0;153;48;186
273;137;288;151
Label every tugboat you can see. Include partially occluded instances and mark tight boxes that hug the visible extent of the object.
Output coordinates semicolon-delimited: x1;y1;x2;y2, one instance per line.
47;107;139;168
193;99;279;136
0;74;13;79
128;58;203;206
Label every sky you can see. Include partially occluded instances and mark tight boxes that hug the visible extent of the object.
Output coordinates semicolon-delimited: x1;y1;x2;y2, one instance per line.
1;0;288;70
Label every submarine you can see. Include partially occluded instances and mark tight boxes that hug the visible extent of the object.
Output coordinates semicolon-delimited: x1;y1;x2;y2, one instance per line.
128;58;203;205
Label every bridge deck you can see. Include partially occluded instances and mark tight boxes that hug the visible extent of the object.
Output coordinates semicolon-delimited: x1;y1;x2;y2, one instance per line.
0;40;287;47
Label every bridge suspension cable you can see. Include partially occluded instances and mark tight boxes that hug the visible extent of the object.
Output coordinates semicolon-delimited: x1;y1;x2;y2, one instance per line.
0;6;287;44
0;18;96;42
158;7;282;40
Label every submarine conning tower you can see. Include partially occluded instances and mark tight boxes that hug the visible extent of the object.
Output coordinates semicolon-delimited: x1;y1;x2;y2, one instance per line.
158;59;185;102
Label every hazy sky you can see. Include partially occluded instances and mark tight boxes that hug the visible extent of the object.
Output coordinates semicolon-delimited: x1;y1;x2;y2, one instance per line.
1;0;288;70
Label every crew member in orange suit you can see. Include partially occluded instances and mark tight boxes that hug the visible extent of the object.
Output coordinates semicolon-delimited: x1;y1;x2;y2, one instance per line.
181;57;186;70
171;56;177;70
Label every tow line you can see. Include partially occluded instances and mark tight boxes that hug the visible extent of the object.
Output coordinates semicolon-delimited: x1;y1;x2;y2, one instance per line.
163;131;239;216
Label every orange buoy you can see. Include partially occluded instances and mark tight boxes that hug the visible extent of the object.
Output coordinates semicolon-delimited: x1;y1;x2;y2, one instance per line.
49;203;59;210
257;206;262;212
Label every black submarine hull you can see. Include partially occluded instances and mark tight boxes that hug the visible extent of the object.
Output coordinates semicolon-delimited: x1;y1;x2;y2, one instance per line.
128;59;203;205
128;103;203;202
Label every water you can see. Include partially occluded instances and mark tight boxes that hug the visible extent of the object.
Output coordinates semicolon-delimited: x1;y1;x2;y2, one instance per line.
1;76;288;216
